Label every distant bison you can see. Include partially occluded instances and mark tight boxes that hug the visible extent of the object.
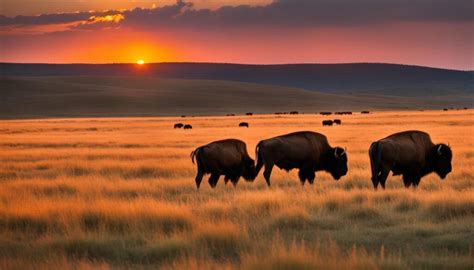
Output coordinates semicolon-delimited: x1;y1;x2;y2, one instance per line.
320;112;332;116
369;130;452;189
322;120;333;126
290;111;299;115
246;112;253;116
184;124;193;129
191;139;257;188
174;123;184;129
255;131;348;186
239;122;249;128
361;111;370;114
226;114;235;116
443;108;448;111
333;119;342;125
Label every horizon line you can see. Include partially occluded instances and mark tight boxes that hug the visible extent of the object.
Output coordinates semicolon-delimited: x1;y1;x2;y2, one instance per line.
1;61;472;72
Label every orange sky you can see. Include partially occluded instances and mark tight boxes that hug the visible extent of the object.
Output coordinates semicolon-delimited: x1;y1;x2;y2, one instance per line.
1;0;472;69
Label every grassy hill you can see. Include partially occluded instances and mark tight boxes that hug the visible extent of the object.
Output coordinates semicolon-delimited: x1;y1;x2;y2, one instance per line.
1;76;471;119
2;63;472;96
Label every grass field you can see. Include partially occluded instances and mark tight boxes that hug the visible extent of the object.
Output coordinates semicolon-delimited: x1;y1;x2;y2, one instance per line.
2;76;471;119
0;110;473;269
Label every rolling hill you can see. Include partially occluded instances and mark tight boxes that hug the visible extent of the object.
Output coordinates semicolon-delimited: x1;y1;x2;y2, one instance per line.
2;62;473;97
1;76;471;119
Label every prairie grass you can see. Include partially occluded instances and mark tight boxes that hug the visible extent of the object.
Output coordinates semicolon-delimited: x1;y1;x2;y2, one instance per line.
0;110;473;269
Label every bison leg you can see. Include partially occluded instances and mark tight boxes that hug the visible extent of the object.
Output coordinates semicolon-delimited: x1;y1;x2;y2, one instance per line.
307;171;315;185
402;174;412;188
195;170;204;189
208;173;220;188
298;169;306;185
230;176;240;187
379;170;389;189
224;176;230;185
412;176;421;189
263;163;274;187
373;168;389;190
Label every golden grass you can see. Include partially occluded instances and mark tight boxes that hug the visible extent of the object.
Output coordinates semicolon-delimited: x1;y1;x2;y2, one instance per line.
0;110;473;269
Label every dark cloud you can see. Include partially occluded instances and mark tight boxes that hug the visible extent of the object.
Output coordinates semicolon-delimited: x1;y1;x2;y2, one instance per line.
1;0;472;30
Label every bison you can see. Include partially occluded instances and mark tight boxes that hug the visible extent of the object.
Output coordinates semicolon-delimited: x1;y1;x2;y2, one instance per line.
369;130;452;189
255;131;348;186
361;111;370;114
320;112;332;116
184;124;193;129
333;119;342;125
239;122;249;128
191;139;257;189
174;123;184;129
246;112;253;116
322;120;333;126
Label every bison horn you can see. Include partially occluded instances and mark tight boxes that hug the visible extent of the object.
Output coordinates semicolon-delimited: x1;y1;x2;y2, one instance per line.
334;148;338;158
341;147;347;156
437;145;442;155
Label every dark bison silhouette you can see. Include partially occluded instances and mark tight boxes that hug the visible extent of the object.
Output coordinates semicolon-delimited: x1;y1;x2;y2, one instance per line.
333;119;342;125
239;122;249;128
320;112;332;116
191;139;256;189
322;120;333;126
361;111;370;114
290;111;299;115
369;130;452;189
255;131;348;186
174;123;184;129
184;124;193;129
246;112;253;116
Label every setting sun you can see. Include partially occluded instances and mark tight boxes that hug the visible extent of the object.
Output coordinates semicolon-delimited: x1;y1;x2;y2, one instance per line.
137;59;145;65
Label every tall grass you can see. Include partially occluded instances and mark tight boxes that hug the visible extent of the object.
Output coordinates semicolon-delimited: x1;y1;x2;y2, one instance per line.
0;110;473;269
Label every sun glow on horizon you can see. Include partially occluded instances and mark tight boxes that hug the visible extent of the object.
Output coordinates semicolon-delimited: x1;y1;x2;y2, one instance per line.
137;59;145;65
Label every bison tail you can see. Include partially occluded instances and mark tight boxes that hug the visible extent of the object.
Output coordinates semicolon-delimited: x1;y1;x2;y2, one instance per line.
255;141;264;175
369;142;381;179
190;147;201;165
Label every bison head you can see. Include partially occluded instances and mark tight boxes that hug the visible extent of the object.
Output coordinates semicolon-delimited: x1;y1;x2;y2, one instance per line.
433;144;452;179
326;147;348;180
242;158;257;181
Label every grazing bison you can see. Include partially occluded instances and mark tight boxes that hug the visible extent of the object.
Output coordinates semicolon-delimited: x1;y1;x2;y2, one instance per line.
191;139;257;189
333;119;342;125
361;111;370;114
174;123;184;129
322;120;333;126
239;122;249;128
290;111;299;115
255;131;348;186
369;130;452;189
184;124;193;129
246;112;253;116
320;112;332;116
